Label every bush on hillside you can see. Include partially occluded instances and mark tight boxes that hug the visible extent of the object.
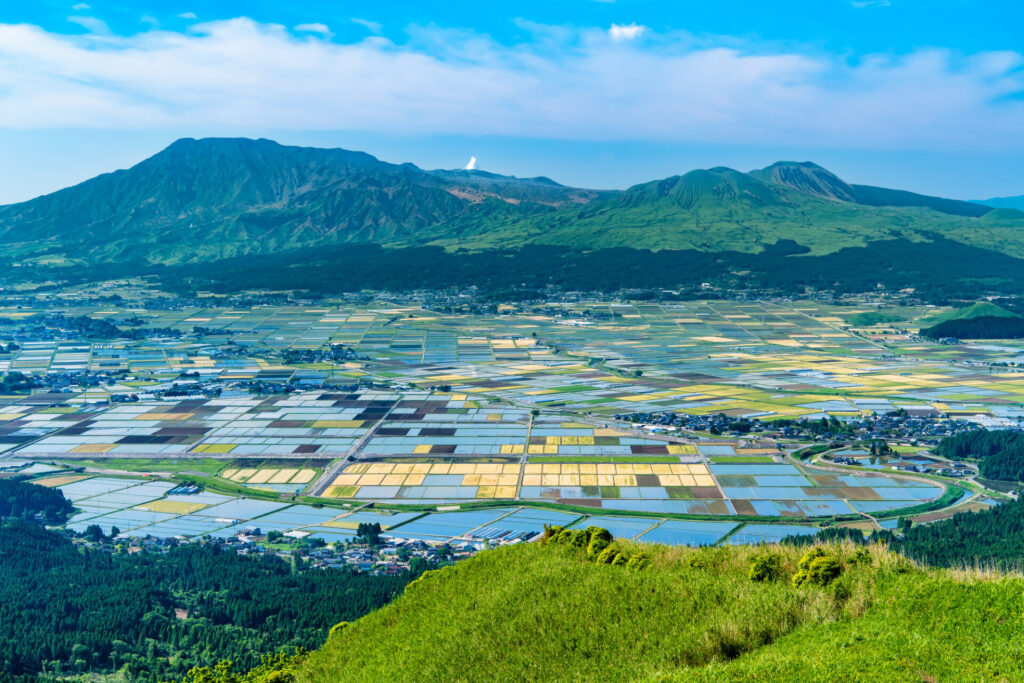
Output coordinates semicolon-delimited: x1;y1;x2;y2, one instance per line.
792;548;842;587
748;554;783;583
568;530;589;548
585;528;613;558
626;554;650;571
540;525;564;544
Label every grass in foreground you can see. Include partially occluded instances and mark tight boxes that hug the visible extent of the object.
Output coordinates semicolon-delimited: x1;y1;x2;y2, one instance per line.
289;538;1024;683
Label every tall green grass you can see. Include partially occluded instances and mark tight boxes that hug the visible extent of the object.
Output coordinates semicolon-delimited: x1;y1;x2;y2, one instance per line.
293;539;1024;682
299;542;887;682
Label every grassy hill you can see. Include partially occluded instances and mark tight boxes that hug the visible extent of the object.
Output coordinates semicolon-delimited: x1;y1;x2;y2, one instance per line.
283;538;1023;683
917;301;1020;328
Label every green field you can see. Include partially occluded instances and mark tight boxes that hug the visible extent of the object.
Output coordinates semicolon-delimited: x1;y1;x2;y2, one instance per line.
57;458;227;475
708;456;776;464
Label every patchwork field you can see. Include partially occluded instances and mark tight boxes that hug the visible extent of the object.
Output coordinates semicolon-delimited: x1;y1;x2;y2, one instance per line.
322;456;943;517
50;474;824;546
0;297;1004;522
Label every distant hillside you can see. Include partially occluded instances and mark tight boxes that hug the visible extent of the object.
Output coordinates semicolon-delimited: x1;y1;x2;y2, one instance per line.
920;316;1024;340
422;162;1018;257
3;140;1024;273
752;161;990;217
973;194;1024;211
917;301;1019;328
281;538;1024;682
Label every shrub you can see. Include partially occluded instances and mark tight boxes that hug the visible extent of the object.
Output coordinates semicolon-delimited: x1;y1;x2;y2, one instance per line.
748;554;783;583
850;548;872;566
792;548;842;587
626;553;650;571
596;546;618;564
586;535;611;559
568;530;589;549
611;552;627;567
586;528;613;559
556;529;576;544
328;622;348;639
540;525;564;544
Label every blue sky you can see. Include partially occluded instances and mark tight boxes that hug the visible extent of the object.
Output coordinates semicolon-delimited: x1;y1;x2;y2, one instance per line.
1;1;1023;203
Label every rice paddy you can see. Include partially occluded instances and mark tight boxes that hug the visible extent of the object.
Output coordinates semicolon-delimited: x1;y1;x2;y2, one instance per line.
50;474;818;546
1;296;1000;522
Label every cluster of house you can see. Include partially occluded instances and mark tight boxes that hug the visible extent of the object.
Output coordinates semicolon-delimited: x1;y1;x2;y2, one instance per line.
829;454;971;478
70;526;503;576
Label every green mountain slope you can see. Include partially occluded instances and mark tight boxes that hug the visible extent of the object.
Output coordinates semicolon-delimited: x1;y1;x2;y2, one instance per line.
288;540;1023;683
422;163;1017;256
0;138;604;264
918;301;1019;327
2;140;1022;266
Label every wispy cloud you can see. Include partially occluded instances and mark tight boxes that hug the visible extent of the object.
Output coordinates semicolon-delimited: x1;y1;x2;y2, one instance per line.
178;12;197;20
71;3;90;10
0;18;1022;152
609;23;645;41
66;15;110;34
851;0;891;7
295;22;332;38
351;18;382;34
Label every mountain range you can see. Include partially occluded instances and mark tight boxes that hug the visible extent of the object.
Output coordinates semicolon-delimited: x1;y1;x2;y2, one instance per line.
973;194;1024;211
2;137;1023;267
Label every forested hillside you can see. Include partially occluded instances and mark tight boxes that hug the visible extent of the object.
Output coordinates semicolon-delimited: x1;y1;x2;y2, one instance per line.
0;520;423;683
787;497;1024;570
935;430;1024;482
920;316;1024;339
0;478;73;523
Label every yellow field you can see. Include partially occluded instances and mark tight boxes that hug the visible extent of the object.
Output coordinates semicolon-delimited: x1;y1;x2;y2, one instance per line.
329;461;715;492
34;474;89;487
137;499;209;514
270;468;299;484
245;469;277;484
224;467;317;485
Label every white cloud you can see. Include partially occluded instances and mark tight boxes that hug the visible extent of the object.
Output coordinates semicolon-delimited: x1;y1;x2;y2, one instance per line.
71;3;90;10
66;15;110;34
851;0;891;7
295;22;332;37
465;156;477;170
0;18;1022;152
351;18;382;34
609;23;645;41
178;12;197;20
